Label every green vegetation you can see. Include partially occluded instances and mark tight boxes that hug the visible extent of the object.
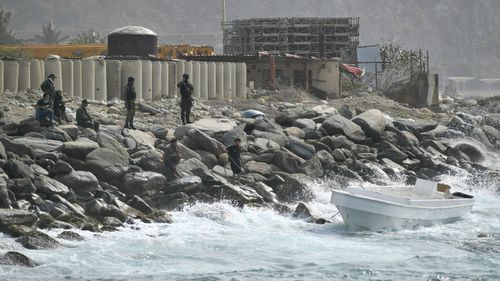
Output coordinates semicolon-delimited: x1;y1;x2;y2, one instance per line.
0;47;31;59
341;79;364;92
0;7;18;44
34;20;69;44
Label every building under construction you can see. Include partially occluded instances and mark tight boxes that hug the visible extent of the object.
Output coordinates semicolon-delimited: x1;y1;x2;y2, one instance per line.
223;17;360;60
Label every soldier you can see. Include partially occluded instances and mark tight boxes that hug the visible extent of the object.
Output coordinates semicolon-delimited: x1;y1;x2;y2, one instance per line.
177;73;194;125
35;93;54;127
226;138;243;183
40;73;57;107
163;138;181;180
124;76;136;129
53;90;70;123
76;99;100;131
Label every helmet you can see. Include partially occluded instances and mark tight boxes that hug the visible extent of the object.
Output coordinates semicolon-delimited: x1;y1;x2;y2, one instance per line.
183;73;189;79
128;76;135;82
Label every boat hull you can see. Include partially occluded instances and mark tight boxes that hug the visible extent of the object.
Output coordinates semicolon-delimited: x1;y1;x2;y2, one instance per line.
331;189;474;230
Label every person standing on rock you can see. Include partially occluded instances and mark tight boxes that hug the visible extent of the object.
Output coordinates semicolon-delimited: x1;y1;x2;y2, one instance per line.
124;76;136;129
177;73;194;125
53;90;70;123
35;93;54;127
76;99;100;132
226;138;243;183
163;138;181;180
40;73;57;107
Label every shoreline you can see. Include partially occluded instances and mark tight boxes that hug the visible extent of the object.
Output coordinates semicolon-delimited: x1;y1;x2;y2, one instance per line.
1;88;500;266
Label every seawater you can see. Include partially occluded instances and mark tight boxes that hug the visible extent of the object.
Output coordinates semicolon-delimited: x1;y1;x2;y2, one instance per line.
1;176;498;281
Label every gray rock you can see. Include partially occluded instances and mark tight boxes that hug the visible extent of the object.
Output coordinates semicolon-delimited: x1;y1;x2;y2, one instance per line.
54;171;99;192
51;194;86;218
320;114;366;142
0;209;38;228
292;118;316;130
7;178;37;198
245;161;273;176
377;142;408;164
247;182;278;203
252;138;281;152
86;198;108;216
150;127;168;140
185;128;225;158
454;143;485;163
352;109;386;141
339;104;357;119
63;140;100;159
16;117;43;135
127;195;154;215
96;132;129;158
482;125;500;144
138;102;161;114
122;172;166;197
272;150;305;173
11;137;63;160
301;156;324;178
123;129;156;148
33;175;69;195
212;165;233;177
284;127;306;139
204;172;263;205
0;251;37;267
251;130;288;147
176;158;209;176
49;160;74;176
134;149;163;171
272;173;313;202
57;231;84;241
17;230;60;249
393;119;438;133
30;164;49;176
0;177;11;208
6;159;35;180
449;116;475;135
332;149;346;162
193;149;217;168
102;216;122;227
222;126;247;151
148;192;190;211
0;139;7;160
422;139;447;153
178;144;202;161
285;137;315;160
59;124;79;140
0;137;34;158
166;176;203;195
85;148;130;181
294;202;329;224
254;117;278;132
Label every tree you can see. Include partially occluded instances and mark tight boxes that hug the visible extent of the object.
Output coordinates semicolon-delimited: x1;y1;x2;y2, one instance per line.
34;20;69;44
0;7;19;44
70;29;105;44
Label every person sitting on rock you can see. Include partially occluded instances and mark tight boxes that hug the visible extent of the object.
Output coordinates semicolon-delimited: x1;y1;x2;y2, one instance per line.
53;90;70;123
226;137;243;183
76;99;100;132
163;138;181;180
35;93;54;127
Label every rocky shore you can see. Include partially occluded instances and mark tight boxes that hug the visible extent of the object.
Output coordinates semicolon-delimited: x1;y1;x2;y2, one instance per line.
1;88;499;266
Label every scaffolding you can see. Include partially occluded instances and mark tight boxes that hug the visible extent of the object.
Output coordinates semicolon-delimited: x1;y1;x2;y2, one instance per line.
223;17;359;59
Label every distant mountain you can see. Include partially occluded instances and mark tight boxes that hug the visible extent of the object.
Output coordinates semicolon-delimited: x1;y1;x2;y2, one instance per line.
3;0;500;78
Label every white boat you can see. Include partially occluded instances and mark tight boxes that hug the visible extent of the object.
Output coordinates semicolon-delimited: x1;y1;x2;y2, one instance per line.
330;180;475;230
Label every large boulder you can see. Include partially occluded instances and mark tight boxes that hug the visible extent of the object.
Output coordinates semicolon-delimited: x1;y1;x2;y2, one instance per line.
33;175;69;195
58;124;79;140
176;158;209;176
393;119;438;133
7;178;37;198
254;117;279;132
122;172;166;197
294;202;329;224
454;143;485;163
481;125;500;144
272;150;305;173
377;142;408;164
17;230;60;250
178;144;202;161
96;132;129;158
191;118;238;137
166;176;203;195
184;129;225;158
352;109;386;141
275;110;317;126
84;148;130;181
63;140;100;159
5;159;35;180
0;209;38;228
123;129;156;148
251;131;287;147
0;137;34;158
11;137;63;160
245;161;273;176
221;126;247;149
272;173;314;202
320;115;366;142
133;149;163;171
54;170;99;192
285;137;315;160
292;118;316;130
0;251;37;267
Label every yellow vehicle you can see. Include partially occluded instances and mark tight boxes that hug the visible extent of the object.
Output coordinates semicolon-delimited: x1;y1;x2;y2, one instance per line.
0;44;214;59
